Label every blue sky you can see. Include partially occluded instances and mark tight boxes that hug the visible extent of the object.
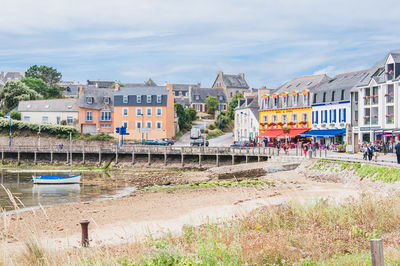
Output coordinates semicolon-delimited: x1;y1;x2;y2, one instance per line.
1;0;400;88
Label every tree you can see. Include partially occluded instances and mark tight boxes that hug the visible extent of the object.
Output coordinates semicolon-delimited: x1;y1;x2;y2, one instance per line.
25;65;62;85
21;77;63;99
227;92;244;120
205;96;219;115
175;103;189;131
10;110;21;120
0;81;41;113
110;82;125;89
185;107;197;122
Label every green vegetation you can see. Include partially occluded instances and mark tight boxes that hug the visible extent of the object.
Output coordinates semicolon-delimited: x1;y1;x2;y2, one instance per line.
205;96;219;115
174;103;197;131
10;110;21;120
142;179;272;191
25;65;62;85
0;118;76;136
84;133;113;141
206;128;224;140
0;81;41;113
309;159;400;183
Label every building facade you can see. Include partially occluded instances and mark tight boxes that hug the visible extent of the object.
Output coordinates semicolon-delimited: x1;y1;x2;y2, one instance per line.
190;87;227;113
258;74;330;139
113;84;175;140
18;99;78;126
169;83;201;107
212;71;249;101
78;87;114;134
234;97;259;141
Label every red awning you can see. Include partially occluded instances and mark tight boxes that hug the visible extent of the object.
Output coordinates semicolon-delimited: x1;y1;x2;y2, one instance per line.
278;128;310;138
257;129;283;138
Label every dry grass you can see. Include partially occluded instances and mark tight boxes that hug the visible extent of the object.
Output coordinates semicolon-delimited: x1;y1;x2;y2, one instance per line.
3;193;400;265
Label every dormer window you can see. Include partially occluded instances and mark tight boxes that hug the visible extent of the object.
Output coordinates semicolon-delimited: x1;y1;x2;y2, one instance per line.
195;95;200;101
123;95;128;103
137;95;141;103
147;95;152;103
218;96;223;101
157;95;162;103
104;97;110;104
87;97;93;104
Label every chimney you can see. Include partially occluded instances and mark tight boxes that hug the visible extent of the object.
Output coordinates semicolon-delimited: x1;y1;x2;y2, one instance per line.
217;71;223;76
115;83;120;91
238;73;245;80
79;85;84;96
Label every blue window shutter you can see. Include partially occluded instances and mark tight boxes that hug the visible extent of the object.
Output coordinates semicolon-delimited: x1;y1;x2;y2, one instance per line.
325;110;327;123
312;111;314;124
333;109;336;122
316;111;319;123
329;110;332;123
343;108;346;123
320;111;323;123
339;109;341;122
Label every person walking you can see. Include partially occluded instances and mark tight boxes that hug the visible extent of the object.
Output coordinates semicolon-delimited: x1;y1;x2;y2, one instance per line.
367;143;373;161
395;141;400;164
303;143;308;157
361;144;367;160
311;142;317;157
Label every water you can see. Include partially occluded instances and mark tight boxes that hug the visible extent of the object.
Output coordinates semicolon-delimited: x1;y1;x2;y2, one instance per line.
0;170;136;212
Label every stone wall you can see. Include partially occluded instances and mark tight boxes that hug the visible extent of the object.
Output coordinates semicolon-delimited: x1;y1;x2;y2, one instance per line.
0;136;110;147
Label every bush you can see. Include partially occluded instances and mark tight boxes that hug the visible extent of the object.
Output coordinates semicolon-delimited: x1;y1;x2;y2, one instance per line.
85;133;113;141
0;118;77;136
208;124;216;130
206;129;224;139
10;110;21;120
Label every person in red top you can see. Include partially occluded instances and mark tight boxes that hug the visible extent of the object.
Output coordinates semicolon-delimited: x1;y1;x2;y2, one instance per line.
303;143;308;157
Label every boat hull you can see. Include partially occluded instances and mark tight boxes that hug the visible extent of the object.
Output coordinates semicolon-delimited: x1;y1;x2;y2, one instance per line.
32;174;81;184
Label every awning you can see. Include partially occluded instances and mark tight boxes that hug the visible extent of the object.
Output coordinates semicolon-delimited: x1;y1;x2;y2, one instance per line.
257;129;283;138
298;128;346;138
279;128;310;138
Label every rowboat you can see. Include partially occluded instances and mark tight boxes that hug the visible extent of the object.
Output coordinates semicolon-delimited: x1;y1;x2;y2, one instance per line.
32;174;81;184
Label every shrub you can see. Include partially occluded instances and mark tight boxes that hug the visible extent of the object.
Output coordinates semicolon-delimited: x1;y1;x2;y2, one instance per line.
206;129;224;139
208;124;216;130
10;110;21;120
0;118;77;136
85;133;113;141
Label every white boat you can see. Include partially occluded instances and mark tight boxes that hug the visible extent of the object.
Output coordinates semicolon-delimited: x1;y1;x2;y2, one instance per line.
32;174;81;184
32;183;81;194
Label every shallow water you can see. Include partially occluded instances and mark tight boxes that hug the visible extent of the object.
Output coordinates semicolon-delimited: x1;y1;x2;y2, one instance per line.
0;170;135;211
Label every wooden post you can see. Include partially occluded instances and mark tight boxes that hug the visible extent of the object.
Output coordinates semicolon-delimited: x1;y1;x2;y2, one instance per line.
198;154;202;167
258;155;260;162
245;155;248;163
1;148;4;164
98;147;102;165
50;151;53;164
17;149;20;165
231;154;234;165
132;148;135;165
115;146;118;164
181;148;184;167
66;151;69;164
34;151;37;164
216;154;219;167
147;149;151;166
370;239;384;266
82;145;85;165
319;148;322;157
164;152;167;166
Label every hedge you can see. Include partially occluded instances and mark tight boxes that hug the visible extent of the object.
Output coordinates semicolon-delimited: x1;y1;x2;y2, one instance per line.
0;118;77;136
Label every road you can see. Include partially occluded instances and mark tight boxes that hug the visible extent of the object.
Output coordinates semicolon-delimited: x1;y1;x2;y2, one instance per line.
208;132;234;147
175;120;214;146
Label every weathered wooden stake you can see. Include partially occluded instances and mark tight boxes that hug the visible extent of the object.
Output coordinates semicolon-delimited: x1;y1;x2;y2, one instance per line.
115;146;118;164
80;220;90;247
164;152;167;166
82;145;85;164
231;155;235;165
370;239;384;266
50;151;53;164
216;154;219;167
198;154;202;167
34;151;37;164
17;150;20;165
132;149;135;165
98;147;102;165
147;149;151;165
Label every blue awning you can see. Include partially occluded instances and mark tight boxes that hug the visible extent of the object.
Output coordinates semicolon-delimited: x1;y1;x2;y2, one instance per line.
298;128;346;138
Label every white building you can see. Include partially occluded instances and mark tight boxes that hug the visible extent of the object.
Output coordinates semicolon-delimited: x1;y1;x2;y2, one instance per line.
234;97;259;141
18;98;78;126
308;69;371;146
351;50;400;152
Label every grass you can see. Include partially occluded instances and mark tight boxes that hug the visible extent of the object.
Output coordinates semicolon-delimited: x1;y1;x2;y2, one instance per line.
206;128;224;140
142;179;272;191
309;159;400;183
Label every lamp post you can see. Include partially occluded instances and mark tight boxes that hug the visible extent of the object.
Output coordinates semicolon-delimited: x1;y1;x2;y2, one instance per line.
8;116;11;148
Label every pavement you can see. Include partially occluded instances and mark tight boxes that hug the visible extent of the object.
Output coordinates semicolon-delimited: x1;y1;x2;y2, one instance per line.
208;132;234;147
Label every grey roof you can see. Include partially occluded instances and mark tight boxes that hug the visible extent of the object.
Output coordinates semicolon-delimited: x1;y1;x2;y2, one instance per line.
60;84;83;97
174;97;190;106
236;97;259;121
191;88;227;103
79;88;114;110
312;69;371;104
114;85;169;107
172;83;200;91
87;80;115;88
273;74;331;95
115;85;168;96
221;74;249;88
18;98;78;112
2;72;23;82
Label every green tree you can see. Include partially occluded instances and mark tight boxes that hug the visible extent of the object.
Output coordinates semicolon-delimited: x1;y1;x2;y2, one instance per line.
110;82;125;88
0;81;41;113
21;77;63;99
46;86;64;99
10;110;21;120
185;107;197;122
205;96;219;115
25;65;62;85
175;103;189;131
227;93;244;120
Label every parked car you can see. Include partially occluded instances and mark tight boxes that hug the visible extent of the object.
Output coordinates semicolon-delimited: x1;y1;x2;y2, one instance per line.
144;139;168;145
190;128;201;139
230;141;251;147
161;138;174;145
190;138;209;147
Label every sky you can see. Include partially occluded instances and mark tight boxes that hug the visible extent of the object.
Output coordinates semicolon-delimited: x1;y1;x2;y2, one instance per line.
1;0;400;89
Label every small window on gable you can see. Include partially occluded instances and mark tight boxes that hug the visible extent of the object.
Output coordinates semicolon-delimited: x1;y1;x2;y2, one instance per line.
322;92;326;102
157;95;162;103
147;95;152;103
195;95;200;100
331;91;335;101
341;89;345;100
137;95;141;103
104;97;110;104
123;96;128;103
87;97;93;104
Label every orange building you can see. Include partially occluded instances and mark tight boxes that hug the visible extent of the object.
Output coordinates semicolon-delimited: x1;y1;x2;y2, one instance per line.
78;87;114;134
113;84;175;140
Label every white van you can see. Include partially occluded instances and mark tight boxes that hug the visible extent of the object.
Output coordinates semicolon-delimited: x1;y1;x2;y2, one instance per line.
190;128;201;139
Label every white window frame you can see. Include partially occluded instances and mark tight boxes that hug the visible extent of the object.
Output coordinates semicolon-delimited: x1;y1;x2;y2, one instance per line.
157;95;162;103
104;97;110;104
137;95;142;103
146;121;152;129
146;108;152;116
42;116;48;123
136;108;142;116
122;121;128;129
147;95;152;103
123;95;128;104
156;121;162;129
136;121;142;129
156;108;162;116
101;124;111;128
123;108;128;116
24;116;30;122
86;111;92;121
86;97;93;104
67;116;73;124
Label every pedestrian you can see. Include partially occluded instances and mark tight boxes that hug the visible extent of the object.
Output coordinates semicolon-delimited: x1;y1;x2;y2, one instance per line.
264;138;268;147
395;141;400;164
311;142;317;157
277;141;281;154
361;144;367;160
367;143;373;161
303;143;308;157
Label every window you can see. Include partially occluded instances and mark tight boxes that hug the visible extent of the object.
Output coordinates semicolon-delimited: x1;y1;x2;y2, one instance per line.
333;109;337;122
42;116;48;123
195;95;200;100
302;113;308;122
179;91;182;96
101;124;111;128
137;95;142;103
136;108;142;116
67;116;73;124
364;108;370;125
104;97;110;104
156;108;162;116
146;121;152;129
86;97;93;104
123;108;128;116
263;115;268;123
147;95;152;103
157;95;162;103
273;98;278;107
322;92;326;102
57;116;61;124
304;94;309;105
341;89;345;101
272;115;277;123
282;114;288;124
364;87;371;105
292;113;297;122
24;116;30;122
293;94;298;106
387;106;394;124
386;84;394;103
331;91;335;102
156;121;162;129
136;121;141;129
146;108;152;116
313;93;317;104
372;86;379;104
123;95;128;103
86;111;92;121
283;96;288;106
122;121;128;129
101;111;111;121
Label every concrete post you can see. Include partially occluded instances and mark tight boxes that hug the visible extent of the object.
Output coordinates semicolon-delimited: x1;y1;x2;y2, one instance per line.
199;154;202;167
50;151;53;164
98;147;102;165
147;149;151;166
82;145;85;164
34;151;37;164
231;154;235;165
115;146;118;164
245;155;248;163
